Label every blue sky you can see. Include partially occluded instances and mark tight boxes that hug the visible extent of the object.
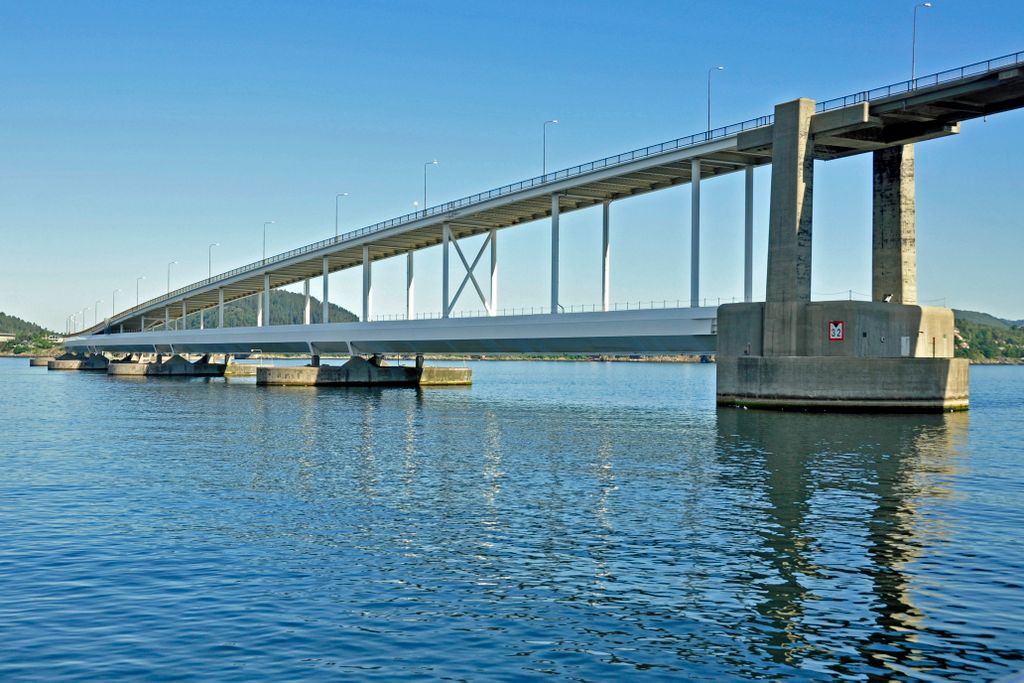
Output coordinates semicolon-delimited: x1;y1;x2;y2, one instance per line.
1;0;1022;330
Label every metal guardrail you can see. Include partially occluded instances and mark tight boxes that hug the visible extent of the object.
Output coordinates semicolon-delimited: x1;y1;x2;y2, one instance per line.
816;50;1024;112
76;50;1024;336
370;297;740;321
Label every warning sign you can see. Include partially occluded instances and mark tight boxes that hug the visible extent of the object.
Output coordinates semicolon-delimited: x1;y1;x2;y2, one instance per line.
828;320;845;341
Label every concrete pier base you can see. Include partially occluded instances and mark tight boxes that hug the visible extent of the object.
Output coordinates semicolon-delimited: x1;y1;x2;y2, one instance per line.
716;301;969;412
257;356;471;387
716;356;968;411
29;357;54;367
107;354;226;377
48;353;109;371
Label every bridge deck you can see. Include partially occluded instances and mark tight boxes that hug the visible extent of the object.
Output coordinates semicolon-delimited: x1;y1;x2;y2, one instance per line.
66;307;718;356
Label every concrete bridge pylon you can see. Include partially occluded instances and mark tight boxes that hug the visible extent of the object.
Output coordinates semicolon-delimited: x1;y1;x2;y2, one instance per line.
716;98;969;412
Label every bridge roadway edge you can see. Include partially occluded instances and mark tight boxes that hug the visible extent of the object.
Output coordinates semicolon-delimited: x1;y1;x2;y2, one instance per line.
64;307;719;357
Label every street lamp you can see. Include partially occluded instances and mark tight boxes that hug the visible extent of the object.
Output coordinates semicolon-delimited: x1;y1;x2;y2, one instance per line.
94;299;103;326
423;160;438;213
136;276;146;306
208;242;220;278
335;193;349;237
542;119;559;176
707;66;724;133
262;220;275;260
912;2;932;81
112;289;121;316
167;260;178;294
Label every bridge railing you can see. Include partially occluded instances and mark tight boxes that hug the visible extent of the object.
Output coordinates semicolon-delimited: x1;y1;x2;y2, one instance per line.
817;49;1024;112
78;50;1024;336
370;298;738;321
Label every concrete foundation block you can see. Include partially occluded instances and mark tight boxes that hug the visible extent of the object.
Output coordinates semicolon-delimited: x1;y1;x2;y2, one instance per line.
29;357;54;367
256;356;471;387
107;354;225;377
48;354;109;371
716;356;968;412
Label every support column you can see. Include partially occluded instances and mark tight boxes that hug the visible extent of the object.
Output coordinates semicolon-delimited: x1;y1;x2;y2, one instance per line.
257;290;264;327
200;309;204;330
765;98;815;303
489;228;497;316
744;165;754;303
181;301;187;330
322;257;329;323
763;97;815;356
262;273;271;327
406;251;415;319
362;245;372;321
602;200;610;312
303;279;311;324
872;144;917;304
218;288;224;328
691;158;701;307
141;316;146;332
551;193;560;314
442;222;450;319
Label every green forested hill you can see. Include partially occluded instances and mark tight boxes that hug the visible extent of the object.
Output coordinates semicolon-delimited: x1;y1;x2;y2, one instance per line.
954;316;1024;361
0;312;58;354
953;309;1014;330
182;290;357;328
0;312;54;338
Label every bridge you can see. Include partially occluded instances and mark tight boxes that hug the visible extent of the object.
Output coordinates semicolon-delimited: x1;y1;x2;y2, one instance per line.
62;51;1024;408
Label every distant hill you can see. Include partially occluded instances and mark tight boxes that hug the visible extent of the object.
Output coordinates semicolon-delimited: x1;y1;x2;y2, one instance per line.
953;309;1016;330
0;311;54;339
953;310;1023;361
183;290;357;328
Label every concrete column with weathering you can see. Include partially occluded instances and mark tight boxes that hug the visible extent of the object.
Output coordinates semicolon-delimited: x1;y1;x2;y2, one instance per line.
872;144;917;305
763;98;815;356
765;98;815;304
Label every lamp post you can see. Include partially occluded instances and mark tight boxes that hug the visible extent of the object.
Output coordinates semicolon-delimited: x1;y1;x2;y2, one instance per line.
707;66;724;133
335;193;349;237
543;119;559;176
94;299;103;326
262;221;275;260
912;2;932;81
167;260;178;294
423;160;438;213
136;276;146;306
208;242;219;278
112;289;120;316
80;308;86;330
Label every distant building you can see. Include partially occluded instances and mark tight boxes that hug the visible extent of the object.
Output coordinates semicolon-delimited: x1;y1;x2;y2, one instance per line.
0;333;15;343
47;335;64;343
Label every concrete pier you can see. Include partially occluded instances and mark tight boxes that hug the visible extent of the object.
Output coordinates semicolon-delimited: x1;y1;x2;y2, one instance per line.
257;355;471;387
29;357;54;367
48;353;109;371
716;302;968;411
716;97;968;412
872;145;917;304
107;354;226;377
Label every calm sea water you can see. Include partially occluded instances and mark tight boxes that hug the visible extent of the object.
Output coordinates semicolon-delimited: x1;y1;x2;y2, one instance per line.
1;357;1022;680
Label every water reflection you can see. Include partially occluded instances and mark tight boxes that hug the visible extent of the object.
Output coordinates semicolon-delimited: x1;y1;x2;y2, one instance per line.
715;408;968;678
12;357;1017;680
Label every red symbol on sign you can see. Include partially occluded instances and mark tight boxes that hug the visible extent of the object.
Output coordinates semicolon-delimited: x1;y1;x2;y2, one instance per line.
828;320;845;341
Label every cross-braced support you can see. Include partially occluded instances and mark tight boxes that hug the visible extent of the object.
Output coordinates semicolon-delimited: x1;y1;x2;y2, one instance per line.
444;230;498;317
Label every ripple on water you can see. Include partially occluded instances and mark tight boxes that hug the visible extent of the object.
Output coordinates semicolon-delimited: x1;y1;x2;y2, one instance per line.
0;359;1022;679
